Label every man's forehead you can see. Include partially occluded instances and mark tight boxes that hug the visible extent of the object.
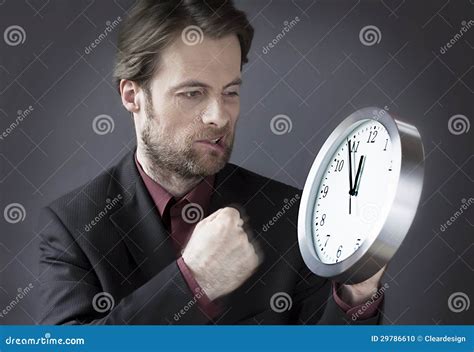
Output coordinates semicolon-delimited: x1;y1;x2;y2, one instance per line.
158;34;242;86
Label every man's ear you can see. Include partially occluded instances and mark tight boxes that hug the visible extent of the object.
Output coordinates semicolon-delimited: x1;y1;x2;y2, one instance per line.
119;79;141;114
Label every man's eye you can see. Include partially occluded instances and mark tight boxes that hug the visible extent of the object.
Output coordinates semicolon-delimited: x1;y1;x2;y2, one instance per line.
224;91;239;97
180;91;202;98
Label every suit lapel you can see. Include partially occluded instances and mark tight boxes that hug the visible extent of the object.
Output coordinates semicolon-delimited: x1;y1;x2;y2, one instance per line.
108;151;176;283
208;163;247;214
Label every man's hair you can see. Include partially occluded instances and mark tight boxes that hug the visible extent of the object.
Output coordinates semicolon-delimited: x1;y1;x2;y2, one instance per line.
113;0;254;94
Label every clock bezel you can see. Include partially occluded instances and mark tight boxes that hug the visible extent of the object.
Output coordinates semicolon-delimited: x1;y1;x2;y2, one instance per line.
297;107;425;284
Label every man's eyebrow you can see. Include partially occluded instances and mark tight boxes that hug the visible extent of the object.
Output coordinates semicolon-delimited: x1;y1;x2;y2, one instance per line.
171;80;211;91
223;77;242;89
170;77;242;91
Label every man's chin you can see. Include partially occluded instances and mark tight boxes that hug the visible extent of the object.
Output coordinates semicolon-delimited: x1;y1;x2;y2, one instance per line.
190;150;230;176
195;156;228;176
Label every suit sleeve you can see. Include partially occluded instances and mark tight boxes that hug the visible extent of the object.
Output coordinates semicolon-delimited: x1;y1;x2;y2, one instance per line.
291;262;382;325
37;206;211;325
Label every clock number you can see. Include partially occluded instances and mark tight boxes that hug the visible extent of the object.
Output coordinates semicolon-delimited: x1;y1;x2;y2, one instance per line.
383;138;388;151
336;245;343;258
324;234;330;247
350;140;360;153
367;130;378;143
322;185;329;198
320;214;326;226
334;159;344;172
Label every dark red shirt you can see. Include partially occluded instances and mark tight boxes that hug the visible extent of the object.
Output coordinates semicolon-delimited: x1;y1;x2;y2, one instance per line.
135;154;383;321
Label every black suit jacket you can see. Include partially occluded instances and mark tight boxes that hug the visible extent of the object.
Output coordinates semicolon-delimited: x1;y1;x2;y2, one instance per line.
37;150;382;324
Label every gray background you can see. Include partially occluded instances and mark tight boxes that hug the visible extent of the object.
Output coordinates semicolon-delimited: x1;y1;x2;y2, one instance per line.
0;0;472;325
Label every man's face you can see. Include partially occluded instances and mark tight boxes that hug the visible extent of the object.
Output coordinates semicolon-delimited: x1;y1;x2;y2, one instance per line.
136;34;242;178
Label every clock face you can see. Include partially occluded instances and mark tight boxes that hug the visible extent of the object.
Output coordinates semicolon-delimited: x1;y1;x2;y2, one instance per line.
312;119;400;264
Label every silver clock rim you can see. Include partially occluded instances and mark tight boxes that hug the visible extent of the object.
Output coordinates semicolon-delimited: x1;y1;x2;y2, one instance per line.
297;107;425;284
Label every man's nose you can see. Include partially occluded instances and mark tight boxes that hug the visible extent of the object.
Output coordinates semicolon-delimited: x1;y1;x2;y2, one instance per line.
201;98;229;129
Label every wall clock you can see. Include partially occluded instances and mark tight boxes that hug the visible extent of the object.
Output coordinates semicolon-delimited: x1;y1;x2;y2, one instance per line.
298;107;425;284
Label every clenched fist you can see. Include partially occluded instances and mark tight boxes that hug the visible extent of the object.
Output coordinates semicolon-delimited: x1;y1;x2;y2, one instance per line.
182;207;262;301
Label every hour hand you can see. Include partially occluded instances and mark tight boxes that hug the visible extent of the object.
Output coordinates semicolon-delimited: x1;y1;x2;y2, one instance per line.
351;155;366;196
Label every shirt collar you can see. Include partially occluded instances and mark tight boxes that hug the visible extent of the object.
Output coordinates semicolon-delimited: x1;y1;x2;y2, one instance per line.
134;153;215;218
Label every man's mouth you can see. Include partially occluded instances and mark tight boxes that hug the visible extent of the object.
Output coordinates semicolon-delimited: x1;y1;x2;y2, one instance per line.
209;137;222;144
195;135;226;152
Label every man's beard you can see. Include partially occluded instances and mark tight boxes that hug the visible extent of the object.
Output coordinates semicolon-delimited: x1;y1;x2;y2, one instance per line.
141;95;234;179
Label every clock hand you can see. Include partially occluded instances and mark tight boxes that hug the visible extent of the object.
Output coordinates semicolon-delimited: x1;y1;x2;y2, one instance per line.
352;155;366;196
348;139;353;214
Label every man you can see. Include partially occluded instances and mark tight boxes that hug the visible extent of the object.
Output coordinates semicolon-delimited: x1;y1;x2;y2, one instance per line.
37;0;384;324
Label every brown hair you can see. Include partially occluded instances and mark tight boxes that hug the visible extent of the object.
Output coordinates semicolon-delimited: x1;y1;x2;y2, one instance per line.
113;0;254;94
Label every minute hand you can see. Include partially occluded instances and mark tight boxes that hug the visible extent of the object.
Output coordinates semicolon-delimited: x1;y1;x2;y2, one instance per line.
351;155;366;196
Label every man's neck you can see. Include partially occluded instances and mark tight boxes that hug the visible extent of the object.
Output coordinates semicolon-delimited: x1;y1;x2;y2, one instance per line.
136;149;202;198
